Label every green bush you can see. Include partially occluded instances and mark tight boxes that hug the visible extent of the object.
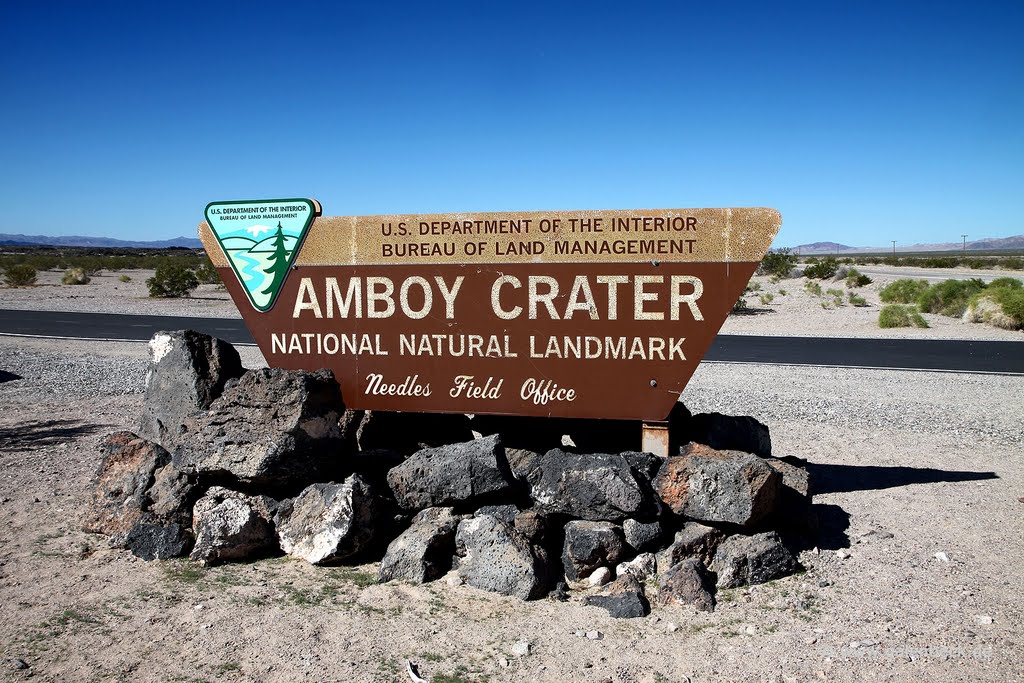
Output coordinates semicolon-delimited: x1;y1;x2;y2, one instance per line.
922;257;958;268
147;265;199;298
1002;257;1023;271
995;289;1024;328
62;267;91;285
965;287;1024;330
848;293;868;306
758;248;798;278
804;281;822;297
758;293;774;305
119;274;132;283
731;297;748;313
3;263;37;287
803;257;839;280
879;279;930;304
845;268;872;288
194;258;221;285
916;278;985;317
987;277;1022;291
879;305;928;328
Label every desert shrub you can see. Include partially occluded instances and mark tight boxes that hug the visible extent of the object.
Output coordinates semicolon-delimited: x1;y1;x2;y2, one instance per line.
758;293;774;305
879;305;928;328
879;279;930;304
916;278;985;317
1001;257;1023;271
994;288;1024;328
748;282;762;292
62;267;91;285
845;268;872;287
803;256;839;280
758;248;798;278
147;264;198;298
3;264;37;287
848;293;868;306
731;297;748;313
826;288;844;298
987;277;1022;291
194;258;221;285
804;281;822;296
119;274;132;283
25;254;60;271
965;279;1024;330
964;292;1024;330
778;289;787;296
73;256;105;276
921;257;958;268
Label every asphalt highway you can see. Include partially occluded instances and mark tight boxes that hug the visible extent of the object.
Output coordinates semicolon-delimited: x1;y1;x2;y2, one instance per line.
0;308;1022;375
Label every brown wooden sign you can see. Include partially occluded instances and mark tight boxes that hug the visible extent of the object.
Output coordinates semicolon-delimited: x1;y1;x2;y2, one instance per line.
200;203;780;421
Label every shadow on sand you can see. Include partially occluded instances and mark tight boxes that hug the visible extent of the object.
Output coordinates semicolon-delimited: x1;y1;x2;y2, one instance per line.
0;419;106;452
729;306;776;317
808;463;998;495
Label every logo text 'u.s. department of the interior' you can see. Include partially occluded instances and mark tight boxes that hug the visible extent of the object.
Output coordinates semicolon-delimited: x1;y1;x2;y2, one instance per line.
204;199;320;312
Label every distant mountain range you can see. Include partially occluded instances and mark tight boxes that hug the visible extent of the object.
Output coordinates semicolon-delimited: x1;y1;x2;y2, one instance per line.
791;234;1024;254
3;231;1022;254
0;233;202;249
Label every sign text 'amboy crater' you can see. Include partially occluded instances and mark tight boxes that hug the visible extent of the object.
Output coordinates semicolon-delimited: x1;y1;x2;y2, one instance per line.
201;203;780;421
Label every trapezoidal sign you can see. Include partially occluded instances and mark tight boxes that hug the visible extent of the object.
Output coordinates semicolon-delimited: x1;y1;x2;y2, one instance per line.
200;203;780;421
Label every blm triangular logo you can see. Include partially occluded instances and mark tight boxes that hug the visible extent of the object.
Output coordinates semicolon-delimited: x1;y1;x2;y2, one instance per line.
204;198;319;312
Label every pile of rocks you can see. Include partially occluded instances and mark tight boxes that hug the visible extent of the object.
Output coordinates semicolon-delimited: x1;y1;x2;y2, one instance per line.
83;330;814;618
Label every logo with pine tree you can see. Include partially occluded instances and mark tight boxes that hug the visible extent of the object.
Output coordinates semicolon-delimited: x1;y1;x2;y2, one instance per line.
204;199;318;312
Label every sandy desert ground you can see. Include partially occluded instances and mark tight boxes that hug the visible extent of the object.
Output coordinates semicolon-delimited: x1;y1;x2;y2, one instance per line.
0;267;1022;682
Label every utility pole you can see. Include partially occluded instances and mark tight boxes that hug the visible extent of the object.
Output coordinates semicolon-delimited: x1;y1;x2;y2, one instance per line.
962;234;968;254
891;240;896;256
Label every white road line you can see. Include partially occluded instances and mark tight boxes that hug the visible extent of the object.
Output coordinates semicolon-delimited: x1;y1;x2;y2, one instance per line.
701;360;1024;376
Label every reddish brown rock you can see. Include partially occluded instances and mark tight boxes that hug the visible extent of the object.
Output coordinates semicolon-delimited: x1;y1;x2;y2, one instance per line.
654;443;780;527
82;431;172;538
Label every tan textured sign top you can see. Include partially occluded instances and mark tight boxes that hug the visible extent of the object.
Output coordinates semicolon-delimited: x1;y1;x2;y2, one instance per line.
201;207;780;267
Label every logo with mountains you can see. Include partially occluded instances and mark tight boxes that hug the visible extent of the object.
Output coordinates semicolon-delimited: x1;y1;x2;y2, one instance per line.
204;199;320;312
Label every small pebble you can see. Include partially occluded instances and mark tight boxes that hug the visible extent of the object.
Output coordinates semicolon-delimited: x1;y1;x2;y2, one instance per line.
976;615;994;625
836;549;851;560
588;567;612;587
11;659;29;670
934;552;950;563
446;575;463;588
818;580;831;588
497;657;509;668
511;641;531;657
666;622;678;633
586;630;603;640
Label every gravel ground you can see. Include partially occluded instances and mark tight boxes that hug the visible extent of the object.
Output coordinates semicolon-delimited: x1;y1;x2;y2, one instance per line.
0;336;1022;681
0;270;239;318
683;363;1024;449
719;272;1024;341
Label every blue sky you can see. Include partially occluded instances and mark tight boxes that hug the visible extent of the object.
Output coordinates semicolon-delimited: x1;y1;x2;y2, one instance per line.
1;0;1021;248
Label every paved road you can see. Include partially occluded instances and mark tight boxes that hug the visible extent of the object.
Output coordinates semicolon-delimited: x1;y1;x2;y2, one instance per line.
0;308;1021;374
